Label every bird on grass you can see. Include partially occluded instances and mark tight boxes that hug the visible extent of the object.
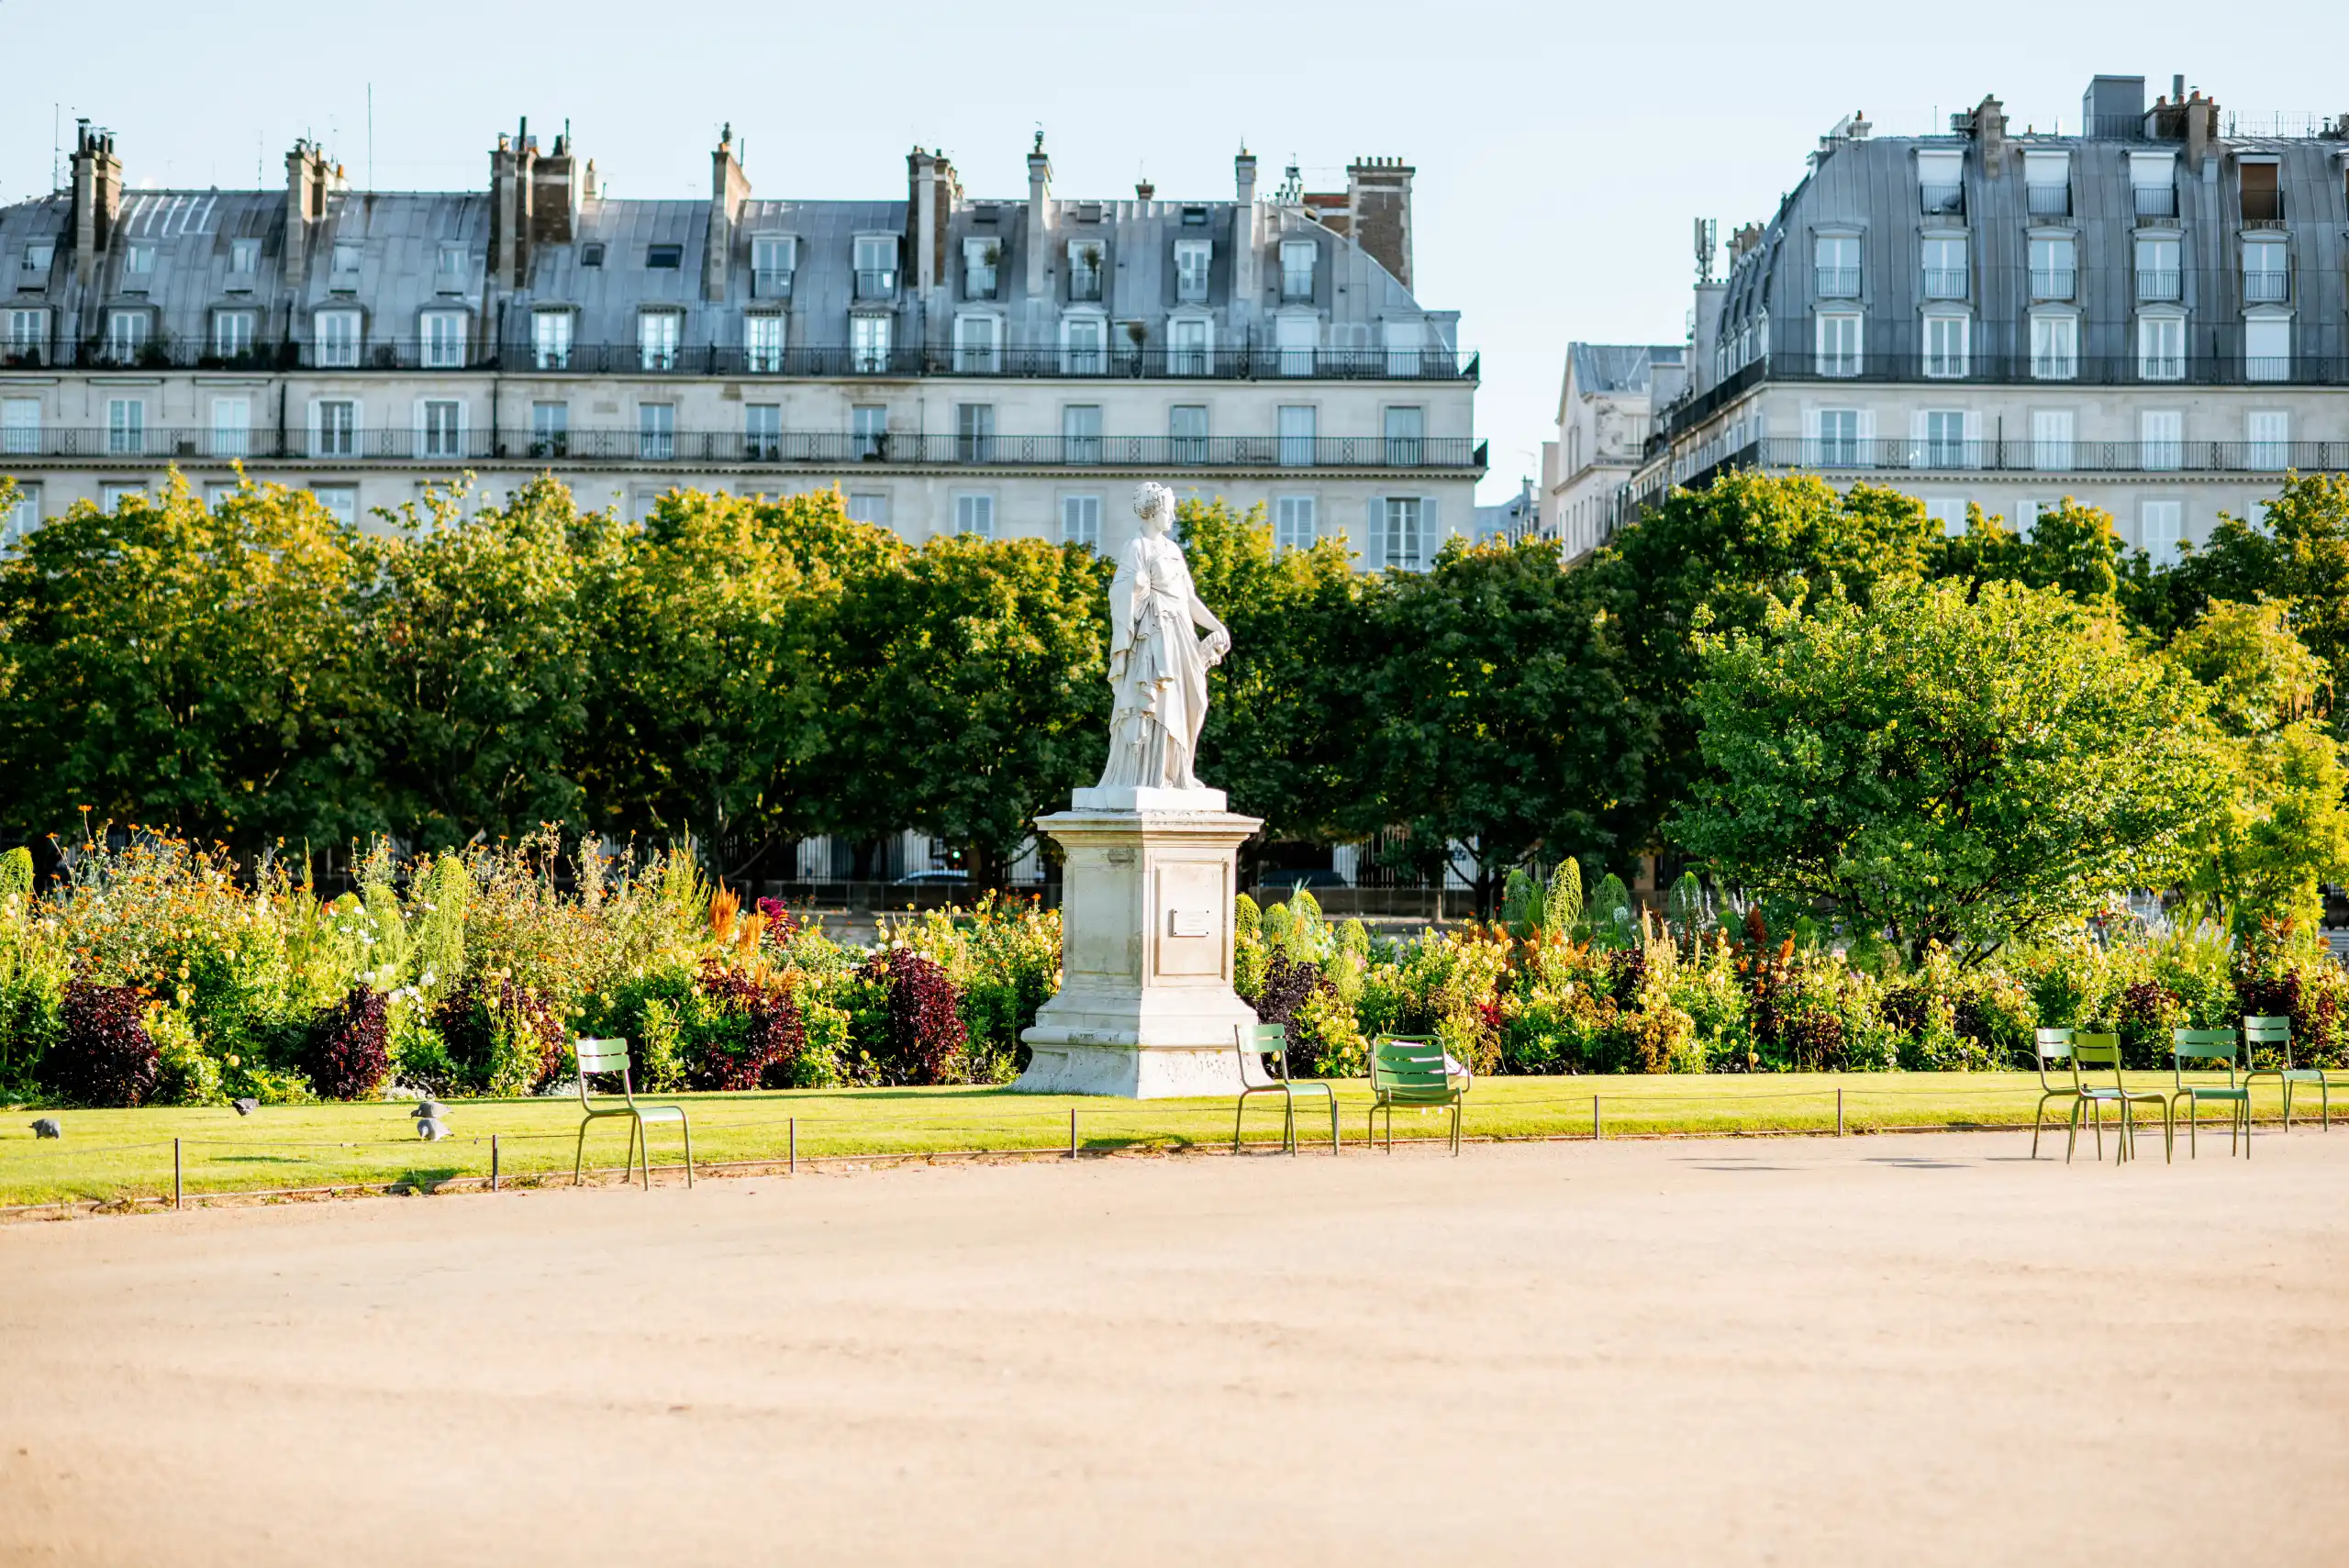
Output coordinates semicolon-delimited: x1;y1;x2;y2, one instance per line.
233;1098;259;1117
412;1100;451;1141
29;1118;60;1140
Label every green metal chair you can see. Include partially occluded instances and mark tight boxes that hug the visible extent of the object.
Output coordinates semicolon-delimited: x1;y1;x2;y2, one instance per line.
2170;1028;2252;1159
1232;1022;1340;1156
2028;1027;2082;1159
1367;1035;1465;1156
2243;1015;2338;1130
2065;1033;2171;1165
573;1038;694;1190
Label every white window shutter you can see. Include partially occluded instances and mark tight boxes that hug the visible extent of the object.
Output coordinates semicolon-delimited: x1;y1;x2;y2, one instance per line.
1419;495;1437;565
1367;497;1386;570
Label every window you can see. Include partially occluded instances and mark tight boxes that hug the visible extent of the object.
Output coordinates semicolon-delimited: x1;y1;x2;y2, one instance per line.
847;492;889;525
1169;317;1210;376
530;401;568;459
436;242;468;285
1815;312;1862;376
100;482;146;512
1;483;38;544
745;314;785;373
2138;316;2185;381
2024;150;2071;217
1381;497;1424;570
953;315;1002;373
580;242;606;268
1920;236;1968;300
1275;313;1318;377
2141;410;2183;472
2030;314;2077;381
646;243;683;270
639;312;681;372
1922;313;1969;378
106;396;146;456
312;399;357;458
852;314;892;373
1061;495;1101;548
212;309;255;361
209;396;250;459
106;309;150;364
1277;405;1317;466
2243;239;2288;304
1062;315;1106;374
1815;408;1862;467
203;481;239;511
854;235;896;298
2130;152;2178;217
1917;150;1964;214
1922;410;1969;469
1275;495;1318;550
315;308;361;368
1;397;39;456
1280;240;1317;301
2247;411;2290;471
956;403;995;463
1063;405;1101;465
124;242;155;282
1813;235;1860;298
745;404;782;461
1924;498;1968;537
955;494;995;539
2135;236;2181;302
228;237;260;279
19;241;53;278
637;403;674;461
2029;235;2076;300
420;311;467;369
963;236;1000;298
2245;316;2290;382
2031;410;2075;472
311;485;359;528
534;310;572;370
751;235;796;298
1067;240;1104;302
330;240;361;284
1170;406;1208;463
1384;319;1424;378
852;404;887;459
419;399;463;460
2239;161;2281;224
5;308;47;365
2140;500;2183;564
1384;406;1425;466
1174;239;1211;304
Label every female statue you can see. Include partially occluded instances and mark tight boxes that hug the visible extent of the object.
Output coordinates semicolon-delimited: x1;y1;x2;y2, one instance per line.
1096;483;1231;792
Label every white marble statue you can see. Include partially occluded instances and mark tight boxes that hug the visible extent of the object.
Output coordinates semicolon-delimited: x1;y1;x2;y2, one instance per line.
1095;483;1231;793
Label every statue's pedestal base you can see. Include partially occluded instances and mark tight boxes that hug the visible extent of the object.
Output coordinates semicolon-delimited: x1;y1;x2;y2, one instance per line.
1016;798;1264;1099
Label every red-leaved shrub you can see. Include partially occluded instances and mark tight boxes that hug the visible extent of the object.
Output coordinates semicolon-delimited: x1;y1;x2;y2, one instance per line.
48;983;161;1107
860;948;969;1085
305;986;391;1100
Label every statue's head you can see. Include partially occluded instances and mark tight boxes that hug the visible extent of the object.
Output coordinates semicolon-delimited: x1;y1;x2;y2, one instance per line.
1132;482;1176;537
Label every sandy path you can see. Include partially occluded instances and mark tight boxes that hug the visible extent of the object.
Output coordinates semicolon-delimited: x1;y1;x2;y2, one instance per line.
2;1129;2345;1565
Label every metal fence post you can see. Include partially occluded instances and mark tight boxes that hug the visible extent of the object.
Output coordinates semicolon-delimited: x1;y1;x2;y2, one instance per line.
1836;1087;1845;1137
1069;1106;1078;1160
1593;1095;1602;1141
173;1138;183;1210
490;1134;500;1191
788;1117;796;1175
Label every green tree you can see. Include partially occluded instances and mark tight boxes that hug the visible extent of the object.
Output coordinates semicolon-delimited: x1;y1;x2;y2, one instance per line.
1677;578;2222;965
829;536;1111;885
1598;473;1940;859
2165;473;2349;725
0;474;373;851
1356;536;1646;911
1930;498;2126;605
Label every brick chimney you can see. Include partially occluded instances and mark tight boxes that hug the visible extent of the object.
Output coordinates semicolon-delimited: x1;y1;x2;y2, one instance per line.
907;147;958;299
1025;132;1052;300
530;125;581;245
1344;157;1413;289
280;138;330;288
488;120;538;292
705;124;751;302
71;122;123;293
1232;150;1259;317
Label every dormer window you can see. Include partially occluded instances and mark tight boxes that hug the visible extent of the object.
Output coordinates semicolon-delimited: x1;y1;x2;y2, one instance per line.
1921;235;1968;301
1181;206;1208;227
1279;240;1317;302
1916;150;1963;215
963;236;1000;299
436;243;468;286
751;234;795;298
1174;239;1211;304
853;235;897;300
1067;240;1104;302
1813;234;1859;297
2129;152;2177;219
314;308;362;368
2023;150;2071;217
123;243;155;290
18;242;52;279
646;243;683;269
2240;160;2282;224
2029;234;2076;299
228;237;259;283
580;242;606;267
2243;236;2288;304
419;310;468;369
331;240;361;283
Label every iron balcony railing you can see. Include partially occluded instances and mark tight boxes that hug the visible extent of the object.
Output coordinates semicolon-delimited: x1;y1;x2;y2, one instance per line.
2132;185;2179;219
1920;182;1965;215
1814;267;1860;298
852;267;898;300
1757;437;2349;476
2135;270;2182;301
2243;271;2290;304
2029;268;2077;299
2025;183;2072;217
0;339;1480;383
1921;269;1969;300
751;269;794;299
1067;272;1103;303
1749;351;2349;388
0;428;1488;471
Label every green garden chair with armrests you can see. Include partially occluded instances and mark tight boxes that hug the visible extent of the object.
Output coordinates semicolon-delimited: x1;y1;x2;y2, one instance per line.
2065;1033;2171;1165
2171;1028;2252;1159
2242;1016;2336;1131
2028;1028;2083;1159
1233;1023;1339;1156
573;1038;694;1190
1368;1035;1466;1156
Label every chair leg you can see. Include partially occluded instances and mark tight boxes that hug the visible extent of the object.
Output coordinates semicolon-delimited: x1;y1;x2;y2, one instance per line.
680;1115;695;1190
574;1120;590;1187
2066;1100;2082;1164
1285;1096;1297;1157
1451;1100;1462;1156
2032;1099;2046;1160
1234;1095;1246;1154
2187;1098;2197;1159
1327;1092;1340;1155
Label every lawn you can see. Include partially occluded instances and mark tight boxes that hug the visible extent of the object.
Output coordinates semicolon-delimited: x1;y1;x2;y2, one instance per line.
0;1071;2315;1211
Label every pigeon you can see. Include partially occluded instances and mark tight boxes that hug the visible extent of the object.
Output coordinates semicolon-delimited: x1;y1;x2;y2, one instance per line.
29;1118;60;1140
410;1099;448;1121
416;1117;451;1141
233;1098;259;1117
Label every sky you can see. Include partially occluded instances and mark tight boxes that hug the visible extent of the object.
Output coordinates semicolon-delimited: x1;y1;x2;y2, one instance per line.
2;0;2343;504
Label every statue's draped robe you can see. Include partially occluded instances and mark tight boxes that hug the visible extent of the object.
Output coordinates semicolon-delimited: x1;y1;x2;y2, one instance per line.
1097;534;1212;790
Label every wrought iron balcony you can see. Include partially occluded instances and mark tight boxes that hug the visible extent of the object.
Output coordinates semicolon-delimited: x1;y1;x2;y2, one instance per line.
2136;269;2182;302
1814;267;1860;298
2029;268;2077;299
2025;183;2072;217
2132;185;2179;219
1755;436;2349;475
2243;271;2289;303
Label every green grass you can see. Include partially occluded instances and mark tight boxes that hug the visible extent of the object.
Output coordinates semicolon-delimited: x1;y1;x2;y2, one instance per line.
0;1071;2323;1211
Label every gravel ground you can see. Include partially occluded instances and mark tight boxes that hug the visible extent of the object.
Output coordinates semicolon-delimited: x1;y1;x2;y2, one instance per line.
2;1129;2345;1565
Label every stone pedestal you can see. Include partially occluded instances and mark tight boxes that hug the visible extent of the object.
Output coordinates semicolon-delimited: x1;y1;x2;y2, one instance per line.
1014;795;1264;1098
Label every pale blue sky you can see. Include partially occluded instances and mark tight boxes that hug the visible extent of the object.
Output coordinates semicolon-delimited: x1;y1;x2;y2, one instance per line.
3;0;2341;502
